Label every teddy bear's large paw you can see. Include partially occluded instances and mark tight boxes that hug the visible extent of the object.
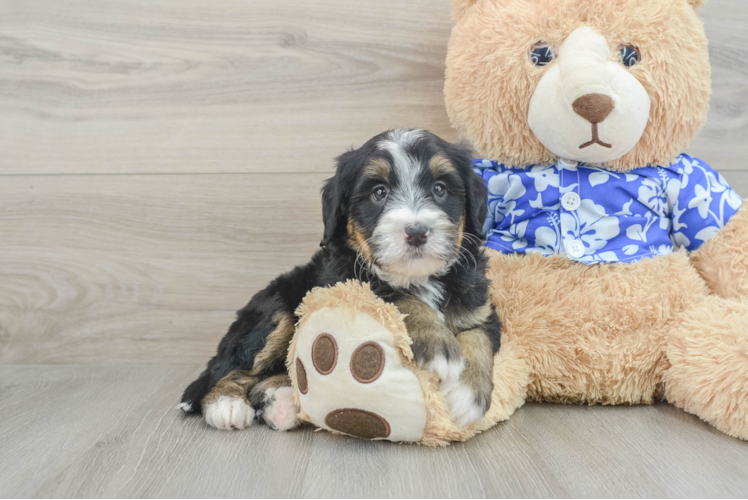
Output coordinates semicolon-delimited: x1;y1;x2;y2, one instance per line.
293;306;428;442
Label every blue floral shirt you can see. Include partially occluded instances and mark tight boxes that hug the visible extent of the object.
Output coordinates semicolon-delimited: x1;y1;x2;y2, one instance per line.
473;155;743;264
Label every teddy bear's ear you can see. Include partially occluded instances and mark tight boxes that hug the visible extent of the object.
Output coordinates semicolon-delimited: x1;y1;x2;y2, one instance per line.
451;0;478;21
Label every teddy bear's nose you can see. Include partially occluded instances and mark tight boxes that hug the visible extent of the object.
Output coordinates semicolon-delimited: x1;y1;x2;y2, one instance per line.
572;93;615;124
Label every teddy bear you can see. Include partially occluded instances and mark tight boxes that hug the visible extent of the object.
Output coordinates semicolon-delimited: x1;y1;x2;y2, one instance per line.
286;0;748;445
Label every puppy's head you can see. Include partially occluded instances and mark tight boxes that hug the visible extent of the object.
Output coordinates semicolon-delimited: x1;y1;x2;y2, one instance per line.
321;129;487;286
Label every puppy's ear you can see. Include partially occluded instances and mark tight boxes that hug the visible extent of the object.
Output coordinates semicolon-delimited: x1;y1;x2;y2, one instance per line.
320;175;340;247
451;141;488;241
320;150;356;247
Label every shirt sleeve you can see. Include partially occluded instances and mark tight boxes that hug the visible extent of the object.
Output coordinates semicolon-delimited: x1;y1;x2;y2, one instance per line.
667;155;743;252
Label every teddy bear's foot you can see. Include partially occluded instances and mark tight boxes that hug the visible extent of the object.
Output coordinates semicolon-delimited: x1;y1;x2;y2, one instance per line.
664;296;748;440
290;282;428;442
203;396;255;430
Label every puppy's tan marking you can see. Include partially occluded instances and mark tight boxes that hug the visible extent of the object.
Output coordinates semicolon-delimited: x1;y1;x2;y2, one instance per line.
429;155;457;178
456;327;494;412
457;217;465;252
202;370;258;407
202;312;294;408
248;374;292;408
445;299;493;332
395;296;461;365
250;312;295;375
347;218;374;263
363;157;391;180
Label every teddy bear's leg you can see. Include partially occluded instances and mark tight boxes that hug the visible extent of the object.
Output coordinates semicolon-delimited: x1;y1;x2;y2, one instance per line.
248;374;301;431
664;296;748;440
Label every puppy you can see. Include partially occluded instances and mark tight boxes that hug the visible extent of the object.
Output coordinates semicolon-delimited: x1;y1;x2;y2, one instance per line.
179;129;502;430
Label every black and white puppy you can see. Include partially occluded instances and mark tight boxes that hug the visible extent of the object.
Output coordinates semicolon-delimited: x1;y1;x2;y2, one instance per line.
180;129;501;430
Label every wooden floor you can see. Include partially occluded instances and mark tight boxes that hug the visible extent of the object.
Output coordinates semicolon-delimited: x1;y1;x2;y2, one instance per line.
1;0;747;497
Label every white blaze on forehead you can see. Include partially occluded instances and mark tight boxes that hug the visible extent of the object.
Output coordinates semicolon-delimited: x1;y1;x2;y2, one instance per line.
378;129;426;210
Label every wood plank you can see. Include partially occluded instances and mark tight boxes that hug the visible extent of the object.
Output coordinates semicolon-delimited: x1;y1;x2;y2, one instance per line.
0;0;456;175
0;173;327;364
1;365;747;498
0;0;745;175
687;0;748;170
3;172;748;365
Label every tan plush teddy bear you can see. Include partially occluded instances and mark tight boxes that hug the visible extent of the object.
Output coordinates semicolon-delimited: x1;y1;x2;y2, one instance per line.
287;0;748;445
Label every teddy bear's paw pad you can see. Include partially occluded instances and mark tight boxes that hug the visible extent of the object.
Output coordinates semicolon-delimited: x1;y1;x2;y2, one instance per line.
445;383;486;428
204;396;255;430
294;306;427;442
325;408;391;439
262;387;301;431
350;342;385;383
312;333;338;374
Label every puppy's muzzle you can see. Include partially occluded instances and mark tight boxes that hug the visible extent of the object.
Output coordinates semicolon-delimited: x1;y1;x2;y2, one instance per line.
405;224;429;248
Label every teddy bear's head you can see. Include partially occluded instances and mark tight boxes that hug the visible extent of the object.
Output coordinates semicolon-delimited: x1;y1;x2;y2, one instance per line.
444;0;710;172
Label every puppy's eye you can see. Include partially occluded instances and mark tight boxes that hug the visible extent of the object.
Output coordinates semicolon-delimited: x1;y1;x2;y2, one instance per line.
432;182;447;198
619;45;640;67
530;42;556;67
371;185;388;202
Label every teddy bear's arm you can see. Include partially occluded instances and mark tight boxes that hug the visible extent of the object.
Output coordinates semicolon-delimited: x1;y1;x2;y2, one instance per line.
690;204;748;298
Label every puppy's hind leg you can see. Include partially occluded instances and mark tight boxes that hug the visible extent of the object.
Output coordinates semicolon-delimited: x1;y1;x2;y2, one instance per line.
202;370;259;430
249;375;302;431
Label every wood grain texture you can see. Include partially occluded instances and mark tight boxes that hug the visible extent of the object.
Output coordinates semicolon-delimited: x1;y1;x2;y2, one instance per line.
0;173;326;364
0;0;456;175
0;0;746;175
3;172;748;365
1;0;748;497
1;365;747;498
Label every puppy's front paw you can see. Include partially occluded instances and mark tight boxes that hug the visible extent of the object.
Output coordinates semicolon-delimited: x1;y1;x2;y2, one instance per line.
261;386;301;431
412;337;464;388
203;396;255;430
444;382;489;427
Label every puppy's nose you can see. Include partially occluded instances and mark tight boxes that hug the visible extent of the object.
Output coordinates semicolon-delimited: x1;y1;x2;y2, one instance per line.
572;93;615;123
405;224;429;247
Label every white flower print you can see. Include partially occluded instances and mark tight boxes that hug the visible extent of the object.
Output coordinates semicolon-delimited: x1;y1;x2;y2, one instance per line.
499;220;529;250
637;177;667;217
487;173;526;225
672;231;691;249
695;226;720;242
526;166;559;192
679;155;696;189
561;199;620;254
616;199;634;216
689;184;712;219
587;168;621;187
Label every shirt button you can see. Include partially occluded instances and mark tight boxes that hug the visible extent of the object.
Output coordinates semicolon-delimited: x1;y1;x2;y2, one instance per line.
561;192;581;211
558;158;579;168
566;240;585;259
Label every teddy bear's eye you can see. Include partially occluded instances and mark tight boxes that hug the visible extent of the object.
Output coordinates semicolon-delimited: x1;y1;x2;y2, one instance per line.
529;42;556;67
619;45;641;67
